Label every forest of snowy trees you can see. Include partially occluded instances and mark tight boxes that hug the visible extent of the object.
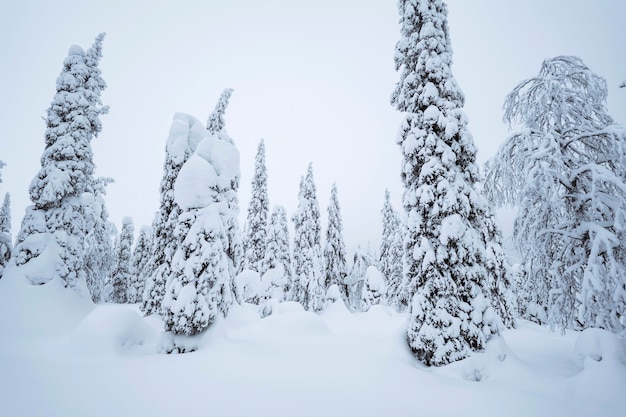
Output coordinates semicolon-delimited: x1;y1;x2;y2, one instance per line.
1;0;625;366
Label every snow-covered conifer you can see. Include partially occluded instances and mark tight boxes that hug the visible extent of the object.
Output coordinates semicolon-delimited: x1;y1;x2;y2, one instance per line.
379;190;404;310
11;34;107;288
128;226;152;304
323;183;348;302
392;0;503;365
292;164;324;311
346;246;373;312
262;205;292;295
485;56;626;333
361;265;387;311
82;177;115;302
242;139;269;273
207;89;241;299
141;113;206;315
162;106;240;337
108;217;134;303
0;192;11;277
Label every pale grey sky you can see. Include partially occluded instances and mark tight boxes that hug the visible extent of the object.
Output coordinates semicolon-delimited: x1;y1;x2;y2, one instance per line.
1;0;624;254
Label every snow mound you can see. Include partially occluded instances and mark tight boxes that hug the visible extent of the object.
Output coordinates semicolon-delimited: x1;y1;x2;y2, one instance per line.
441;335;510;382
68;305;157;356
0;272;93;336
573;328;626;367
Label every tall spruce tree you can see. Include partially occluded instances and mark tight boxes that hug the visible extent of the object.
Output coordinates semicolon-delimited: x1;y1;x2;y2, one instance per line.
109;217;134;303
485;56;626;333
242;139;269;273
292;164;324;311
162;94;240;338
323;183;348;301
128;225;152;304
379;190;404;310
392;0;505;366
207;89;241;302
12;34;107;287
262;205;292;295
83;177;115;302
141;113;206;315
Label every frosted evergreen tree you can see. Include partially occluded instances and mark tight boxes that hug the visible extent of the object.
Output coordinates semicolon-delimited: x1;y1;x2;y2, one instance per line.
262;205;292;295
207;89;241;301
108;217;134;303
141;113;206;315
162;109;240;337
346;246;374;311
485;56;626;333
83;177;115;302
361;265;387;311
242;139;269;273
379;189;404;310
128;226;152;304
323;183;348;302
392;0;503;366
0;192;11;277
292;164;324;311
11;34;107;288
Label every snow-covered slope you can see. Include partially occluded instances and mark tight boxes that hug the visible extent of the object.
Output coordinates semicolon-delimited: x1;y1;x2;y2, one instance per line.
0;271;624;417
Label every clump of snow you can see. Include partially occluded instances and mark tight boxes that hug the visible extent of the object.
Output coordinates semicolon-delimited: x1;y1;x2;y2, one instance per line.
173;133;240;211
235;269;264;304
573;327;626;367
68;305;158;356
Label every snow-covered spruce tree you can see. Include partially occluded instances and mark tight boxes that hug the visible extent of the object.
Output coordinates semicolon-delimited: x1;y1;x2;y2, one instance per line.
361;265;387;311
207;89;242;302
379;189;405;310
346;246;374;311
392;0;505;366
485;56;626;333
108;217;134;303
262;205;292;297
242;139;269;273
141;113;207;315
323;183;348;302
11;34;107;288
82;177;115;302
0;192;11;277
162;111;240;338
292;164;324;311
128;225;152;304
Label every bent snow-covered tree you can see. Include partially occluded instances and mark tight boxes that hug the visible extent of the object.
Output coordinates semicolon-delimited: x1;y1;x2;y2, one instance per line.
392;0;507;366
11;34;108;288
485;56;626;333
242;139;269;274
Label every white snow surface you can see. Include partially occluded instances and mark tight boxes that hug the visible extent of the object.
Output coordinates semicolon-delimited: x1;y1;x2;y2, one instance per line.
1;268;625;416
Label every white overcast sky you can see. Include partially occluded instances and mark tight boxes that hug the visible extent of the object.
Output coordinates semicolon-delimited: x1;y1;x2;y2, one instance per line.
1;0;625;254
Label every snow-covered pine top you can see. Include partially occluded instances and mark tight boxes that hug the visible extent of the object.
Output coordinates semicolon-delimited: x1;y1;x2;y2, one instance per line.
207;88;234;142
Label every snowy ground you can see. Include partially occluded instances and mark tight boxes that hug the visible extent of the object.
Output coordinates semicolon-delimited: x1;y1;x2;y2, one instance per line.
1;271;625;417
